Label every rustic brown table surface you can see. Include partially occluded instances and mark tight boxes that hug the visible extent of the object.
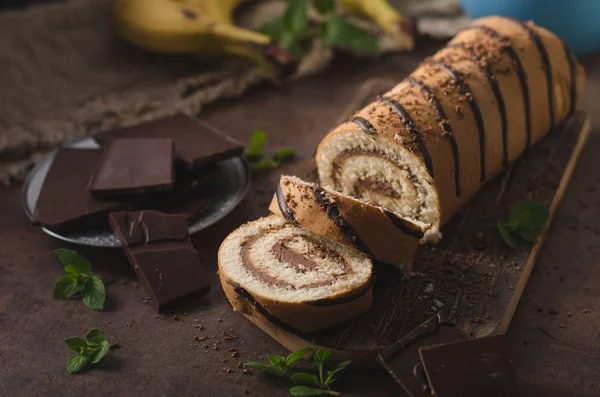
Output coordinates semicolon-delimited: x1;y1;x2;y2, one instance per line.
2;40;600;397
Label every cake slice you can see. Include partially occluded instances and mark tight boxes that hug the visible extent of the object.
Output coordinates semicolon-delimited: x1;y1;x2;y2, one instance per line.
218;216;373;333
269;175;424;270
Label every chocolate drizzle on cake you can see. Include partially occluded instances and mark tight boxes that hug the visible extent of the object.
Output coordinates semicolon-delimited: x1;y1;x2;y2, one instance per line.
351;116;376;134
383;209;425;239
313;187;373;257
379;96;435;177
512;19;555;131
276;183;295;223
448;42;509;166
406;76;462;197
424;59;487;182
467;25;532;149
564;42;577;117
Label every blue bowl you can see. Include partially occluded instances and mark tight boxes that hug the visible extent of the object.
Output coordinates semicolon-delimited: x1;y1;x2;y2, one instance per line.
459;0;600;56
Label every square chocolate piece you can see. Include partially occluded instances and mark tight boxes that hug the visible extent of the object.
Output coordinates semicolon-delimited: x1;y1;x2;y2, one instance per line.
418;335;520;397
377;313;466;397
88;138;174;197
94;113;244;170
109;210;210;308
33;149;131;229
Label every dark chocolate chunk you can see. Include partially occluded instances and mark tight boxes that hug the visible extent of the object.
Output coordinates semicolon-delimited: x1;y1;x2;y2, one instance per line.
154;165;224;222
419;335;520;397
33;149;131;229
93;113;244;170
109;210;209;308
108;211;189;247
88;138;174;197
377;313;466;397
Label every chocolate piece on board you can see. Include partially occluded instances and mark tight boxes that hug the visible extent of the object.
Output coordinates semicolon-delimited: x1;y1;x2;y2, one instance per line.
377;313;466;397
419;334;520;397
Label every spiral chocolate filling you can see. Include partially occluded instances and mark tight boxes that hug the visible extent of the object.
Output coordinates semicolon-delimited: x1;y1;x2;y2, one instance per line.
354;178;402;199
240;228;353;290
330;148;428;218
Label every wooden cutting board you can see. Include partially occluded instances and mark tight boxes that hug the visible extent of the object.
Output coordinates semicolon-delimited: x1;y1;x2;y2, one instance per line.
240;79;591;367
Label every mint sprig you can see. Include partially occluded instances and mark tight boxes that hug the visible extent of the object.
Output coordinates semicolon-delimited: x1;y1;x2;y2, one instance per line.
53;249;105;310
498;200;549;249
245;347;312;377
259;0;378;60
244;130;296;172
65;328;112;374
245;348;350;396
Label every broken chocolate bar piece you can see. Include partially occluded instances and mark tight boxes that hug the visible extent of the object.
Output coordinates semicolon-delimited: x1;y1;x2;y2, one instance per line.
377;313;466;397
88;138;174;197
94;113;244;170
33;149;131;229
108;211;189;247
109;210;210;308
154;165;224;222
419;334;520;397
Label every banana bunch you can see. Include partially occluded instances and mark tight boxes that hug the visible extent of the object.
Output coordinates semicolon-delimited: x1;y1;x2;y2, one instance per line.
111;0;413;76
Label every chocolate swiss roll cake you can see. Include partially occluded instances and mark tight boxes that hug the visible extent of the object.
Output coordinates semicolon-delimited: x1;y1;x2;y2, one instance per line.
316;16;584;242
218;216;373;333
269;175;423;269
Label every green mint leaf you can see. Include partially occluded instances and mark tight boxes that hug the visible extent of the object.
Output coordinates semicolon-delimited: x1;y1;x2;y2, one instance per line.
508;200;549;229
498;221;521;249
285;347;312;366
64;265;80;276
280;31;304;59
321;16;379;54
246;130;267;157
325;361;351;385
250;157;279;172
267;354;287;367
312;349;332;366
67;354;90;374
282;0;308;35
314;0;335;14
54;275;79;299
89;340;111;364
513;224;540;243
86;328;107;346
82;276;105;311
53;249;92;274
273;148;296;163
291;372;321;386
65;337;88;354
243;362;285;376
289;386;326;396
259;18;285;40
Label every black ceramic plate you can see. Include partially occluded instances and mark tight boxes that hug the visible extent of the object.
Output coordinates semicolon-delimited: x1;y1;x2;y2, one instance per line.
22;137;251;247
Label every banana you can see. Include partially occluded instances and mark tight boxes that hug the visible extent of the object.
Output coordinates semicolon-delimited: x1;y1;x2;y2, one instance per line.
111;0;292;77
339;0;414;50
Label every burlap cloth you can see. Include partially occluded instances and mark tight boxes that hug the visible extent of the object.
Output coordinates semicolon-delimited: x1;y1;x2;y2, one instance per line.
0;0;465;185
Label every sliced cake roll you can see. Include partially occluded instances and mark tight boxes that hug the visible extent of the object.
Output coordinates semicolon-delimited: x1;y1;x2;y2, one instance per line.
269;175;423;269
218;216;373;333
316;16;584;243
